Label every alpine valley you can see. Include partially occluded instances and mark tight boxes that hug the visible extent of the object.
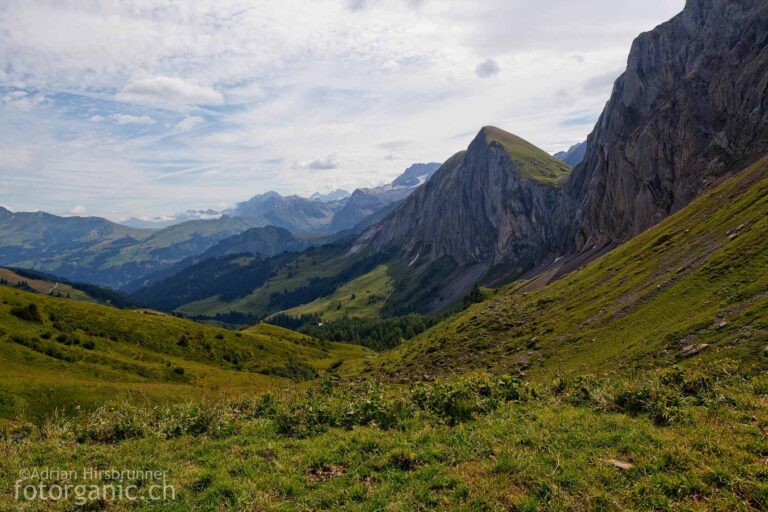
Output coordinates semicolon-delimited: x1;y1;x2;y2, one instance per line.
2;1;768;510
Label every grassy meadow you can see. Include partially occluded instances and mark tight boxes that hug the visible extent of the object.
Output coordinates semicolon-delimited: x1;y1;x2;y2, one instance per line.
2;362;767;510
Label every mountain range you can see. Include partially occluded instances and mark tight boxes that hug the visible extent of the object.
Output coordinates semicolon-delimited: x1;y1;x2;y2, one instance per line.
309;189;351;202
226;162;441;233
0;211;268;289
130;0;768;320
0;162;440;290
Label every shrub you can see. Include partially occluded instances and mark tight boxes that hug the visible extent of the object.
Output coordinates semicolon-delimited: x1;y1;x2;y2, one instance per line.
752;376;768;396
9;335;78;363
342;384;408;430
82;340;96;350
77;402;150;443
55;333;79;346
260;360;319;382
11;303;42;322
614;384;682;426
410;375;530;425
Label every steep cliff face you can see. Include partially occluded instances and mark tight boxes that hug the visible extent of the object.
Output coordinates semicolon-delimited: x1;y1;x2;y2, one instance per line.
356;127;570;279
568;0;768;248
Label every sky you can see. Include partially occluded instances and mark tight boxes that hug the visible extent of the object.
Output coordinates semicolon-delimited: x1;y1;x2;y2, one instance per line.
0;0;685;221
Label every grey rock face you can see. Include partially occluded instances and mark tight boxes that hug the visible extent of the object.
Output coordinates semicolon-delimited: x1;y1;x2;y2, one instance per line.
356;128;565;276
566;0;768;249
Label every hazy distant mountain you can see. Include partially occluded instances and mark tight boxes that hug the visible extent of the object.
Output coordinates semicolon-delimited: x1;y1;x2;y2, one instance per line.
121;209;222;229
553;142;586;167
229;192;341;233
309;189;351;202
201;225;309;259
229;163;441;234
122;225;313;293
0;209;263;288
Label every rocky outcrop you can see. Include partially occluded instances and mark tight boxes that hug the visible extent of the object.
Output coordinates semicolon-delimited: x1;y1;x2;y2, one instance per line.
567;0;768;248
355;127;570;279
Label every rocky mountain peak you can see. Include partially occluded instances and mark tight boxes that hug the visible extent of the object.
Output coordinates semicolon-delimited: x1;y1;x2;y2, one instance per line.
355;126;567;300
477;126;571;185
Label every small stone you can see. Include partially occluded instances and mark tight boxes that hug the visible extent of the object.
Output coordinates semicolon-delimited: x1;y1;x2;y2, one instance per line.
718;321;728;328
682;344;710;358
606;459;634;471
763;345;768;358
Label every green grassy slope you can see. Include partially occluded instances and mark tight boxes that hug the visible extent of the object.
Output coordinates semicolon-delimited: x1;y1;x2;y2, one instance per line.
0;286;372;421
375;156;768;380
280;264;394;320
483;126;572;185
0;268;91;302
152;242;394;323
176;247;352;319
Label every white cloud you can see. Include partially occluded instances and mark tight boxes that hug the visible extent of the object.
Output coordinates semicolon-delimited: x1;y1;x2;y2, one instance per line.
174;116;205;131
89;113;155;125
2;90;47;111
111;114;156;125
117;76;223;107
66;205;88;216
475;58;501;78
306;153;340;170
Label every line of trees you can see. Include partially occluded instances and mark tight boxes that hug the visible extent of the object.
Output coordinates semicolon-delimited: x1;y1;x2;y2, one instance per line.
266;312;445;351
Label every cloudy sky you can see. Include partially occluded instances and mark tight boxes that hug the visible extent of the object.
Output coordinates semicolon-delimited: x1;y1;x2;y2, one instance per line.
0;0;684;221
